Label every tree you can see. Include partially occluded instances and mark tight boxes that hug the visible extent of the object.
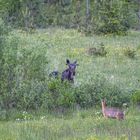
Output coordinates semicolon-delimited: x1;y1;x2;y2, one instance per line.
91;0;130;34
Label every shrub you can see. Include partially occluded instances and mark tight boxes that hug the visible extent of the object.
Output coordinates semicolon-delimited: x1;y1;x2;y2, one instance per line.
0;19;14;108
47;79;76;109
41;74;131;110
15;111;33;121
87;46;107;57
137;44;140;50
75;74;130;108
13;45;48;110
0;19;49;110
0;19;8;35
123;47;136;58
0;36;19;109
0;18;9;60
0;110;7;121
131;90;140;105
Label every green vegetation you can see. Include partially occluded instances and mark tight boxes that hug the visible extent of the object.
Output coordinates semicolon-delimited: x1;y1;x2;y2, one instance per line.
0;107;140;140
0;0;139;34
0;26;140;112
132;90;140;105
0;0;140;139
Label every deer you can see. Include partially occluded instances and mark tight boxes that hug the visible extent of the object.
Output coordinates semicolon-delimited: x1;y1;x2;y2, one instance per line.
101;99;125;120
61;59;78;83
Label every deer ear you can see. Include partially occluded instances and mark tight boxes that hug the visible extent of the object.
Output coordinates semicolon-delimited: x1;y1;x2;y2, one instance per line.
66;59;70;65
74;61;79;66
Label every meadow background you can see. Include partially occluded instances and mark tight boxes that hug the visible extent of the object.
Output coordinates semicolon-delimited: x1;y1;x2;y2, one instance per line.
0;0;140;140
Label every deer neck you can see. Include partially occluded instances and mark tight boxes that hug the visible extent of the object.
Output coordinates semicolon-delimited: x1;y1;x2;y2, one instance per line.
101;101;106;116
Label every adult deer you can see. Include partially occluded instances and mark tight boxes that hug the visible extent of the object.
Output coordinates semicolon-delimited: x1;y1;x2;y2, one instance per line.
101;99;124;120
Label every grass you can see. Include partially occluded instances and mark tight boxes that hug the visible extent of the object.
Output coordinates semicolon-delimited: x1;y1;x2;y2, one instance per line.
13;28;140;90
0;28;140;139
0;107;140;140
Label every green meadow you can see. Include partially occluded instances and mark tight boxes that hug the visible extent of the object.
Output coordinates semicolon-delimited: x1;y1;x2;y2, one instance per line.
13;28;140;90
0;107;140;140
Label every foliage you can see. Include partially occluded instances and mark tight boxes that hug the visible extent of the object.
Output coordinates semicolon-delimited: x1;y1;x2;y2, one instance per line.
123;47;136;58
40;72;130;110
75;74;130;108
0;19;16;109
90;0;130;35
12;45;48;110
131;90;140;105
0;20;48;110
0;18;10;35
1;27;140;111
0;0;139;34
15;111;33;121
87;46;107;56
43;79;76;110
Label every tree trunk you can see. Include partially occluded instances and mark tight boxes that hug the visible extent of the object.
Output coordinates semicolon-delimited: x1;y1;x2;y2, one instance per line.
86;0;90;24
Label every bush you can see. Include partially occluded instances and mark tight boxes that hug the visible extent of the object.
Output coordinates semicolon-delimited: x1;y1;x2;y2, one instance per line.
0;18;9;60
0;19;16;109
0;37;19;109
0;19;49;110
12;45;48;110
87;46;107;57
123;47;136;58
0;19;10;35
131;90;140;105
47;79;76;109
42;74;129;110
33;74;130;111
75;74;130;108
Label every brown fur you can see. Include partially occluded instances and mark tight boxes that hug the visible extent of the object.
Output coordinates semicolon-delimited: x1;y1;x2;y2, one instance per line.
101;99;124;120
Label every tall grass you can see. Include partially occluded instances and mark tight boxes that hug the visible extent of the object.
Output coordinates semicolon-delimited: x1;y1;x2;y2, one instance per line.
14;29;140;91
0;107;140;140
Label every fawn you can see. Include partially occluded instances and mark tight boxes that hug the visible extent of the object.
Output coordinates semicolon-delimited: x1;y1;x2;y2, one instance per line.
61;59;78;83
101;99;124;120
